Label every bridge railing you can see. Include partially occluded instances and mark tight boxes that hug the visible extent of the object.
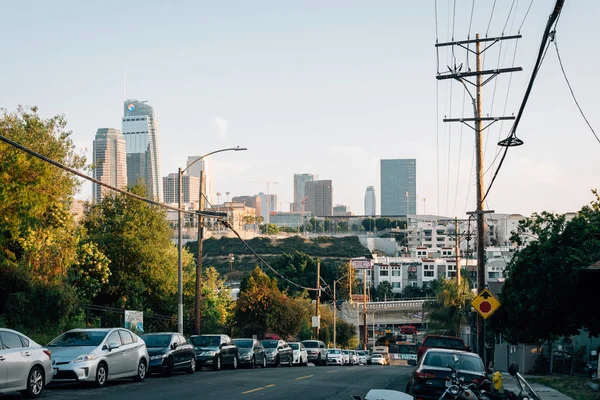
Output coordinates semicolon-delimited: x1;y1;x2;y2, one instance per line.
362;298;428;310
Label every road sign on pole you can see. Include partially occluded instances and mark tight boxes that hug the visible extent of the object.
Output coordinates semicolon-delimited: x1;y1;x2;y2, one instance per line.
471;288;501;319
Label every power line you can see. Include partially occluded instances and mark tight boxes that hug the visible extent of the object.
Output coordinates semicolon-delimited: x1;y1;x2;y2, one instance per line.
453;89;467;216
502;0;517;34
519;0;535;33
466;0;476;71
553;39;600;145
486;0;497;37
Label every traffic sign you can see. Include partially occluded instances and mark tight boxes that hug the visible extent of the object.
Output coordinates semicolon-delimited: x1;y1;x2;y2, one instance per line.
471;288;501;319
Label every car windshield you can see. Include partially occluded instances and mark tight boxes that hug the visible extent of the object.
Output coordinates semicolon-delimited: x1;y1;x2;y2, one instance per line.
423;336;464;350
289;343;300;350
48;331;108;347
342;350;349;354
262;340;278;349
233;339;253;348
357;351;366;355
190;336;220;347
328;349;341;354
303;341;318;348
141;334;172;348
423;351;484;372
372;354;382;359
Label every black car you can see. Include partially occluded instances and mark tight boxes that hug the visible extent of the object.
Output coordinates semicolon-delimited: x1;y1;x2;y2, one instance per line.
189;334;239;371
141;332;196;376
233;338;267;368
406;348;489;400
261;339;293;367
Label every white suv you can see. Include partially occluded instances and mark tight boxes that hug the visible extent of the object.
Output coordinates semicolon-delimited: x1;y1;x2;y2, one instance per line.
301;340;327;366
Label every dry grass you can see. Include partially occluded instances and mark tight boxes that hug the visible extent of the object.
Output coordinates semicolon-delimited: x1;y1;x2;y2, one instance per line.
528;376;600;400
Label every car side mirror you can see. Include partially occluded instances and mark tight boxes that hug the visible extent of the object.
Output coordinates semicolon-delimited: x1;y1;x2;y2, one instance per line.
508;363;519;376
171;343;179;350
466;346;472;352
108;342;120;351
408;359;417;366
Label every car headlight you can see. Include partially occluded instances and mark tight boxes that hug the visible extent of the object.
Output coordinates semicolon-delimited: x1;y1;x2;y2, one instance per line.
73;353;96;363
200;351;216;357
448;386;460;396
150;354;167;360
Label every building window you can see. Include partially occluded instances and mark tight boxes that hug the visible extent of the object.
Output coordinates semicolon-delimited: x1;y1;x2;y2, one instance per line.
380;270;389;277
392;270;401;277
392;282;401;289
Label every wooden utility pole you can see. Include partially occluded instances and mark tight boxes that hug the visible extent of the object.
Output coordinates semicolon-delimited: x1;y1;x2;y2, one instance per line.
363;271;368;350
436;32;520;361
315;260;320;340
455;217;461;287
194;169;205;335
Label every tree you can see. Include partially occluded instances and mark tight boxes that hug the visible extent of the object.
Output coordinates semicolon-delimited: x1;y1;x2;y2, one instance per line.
362;218;375;232
267;292;310;340
259;224;279;235
196;267;233;334
336;220;349;232
235;267;281;337
401;285;426;299
425;278;473;336
493;192;600;342
375;281;393;301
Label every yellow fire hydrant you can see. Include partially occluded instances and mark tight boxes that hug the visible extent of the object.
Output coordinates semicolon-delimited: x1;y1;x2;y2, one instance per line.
492;371;503;392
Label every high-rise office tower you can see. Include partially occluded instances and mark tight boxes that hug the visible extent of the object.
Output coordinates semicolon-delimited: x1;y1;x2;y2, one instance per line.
258;192;277;223
92;128;127;203
163;173;200;204
304;180;333;217
292;173;315;212
380;159;416;216
186;156;213;205
364;186;376;216
122;99;163;202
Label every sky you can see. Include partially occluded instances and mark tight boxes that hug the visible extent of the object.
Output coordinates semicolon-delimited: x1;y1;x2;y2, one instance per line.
1;0;598;218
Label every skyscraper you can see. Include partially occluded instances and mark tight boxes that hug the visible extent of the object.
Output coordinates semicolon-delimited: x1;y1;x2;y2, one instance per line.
122;99;163;202
258;192;277;223
364;186;376;216
186;156;213;205
292;173;315;212
380;159;416;216
92;128;127;203
163;173;200;204
304;180;333;217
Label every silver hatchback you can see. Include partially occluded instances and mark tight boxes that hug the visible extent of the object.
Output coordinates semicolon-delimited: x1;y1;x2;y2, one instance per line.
0;328;53;398
48;328;149;387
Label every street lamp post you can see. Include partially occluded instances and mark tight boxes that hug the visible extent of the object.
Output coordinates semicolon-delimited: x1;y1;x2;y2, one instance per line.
177;146;247;334
333;273;349;349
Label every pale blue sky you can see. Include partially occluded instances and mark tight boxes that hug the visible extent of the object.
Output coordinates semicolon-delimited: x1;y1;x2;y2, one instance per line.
1;1;598;217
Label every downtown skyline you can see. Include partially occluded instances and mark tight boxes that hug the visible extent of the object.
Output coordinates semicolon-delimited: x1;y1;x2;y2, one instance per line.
1;1;598;217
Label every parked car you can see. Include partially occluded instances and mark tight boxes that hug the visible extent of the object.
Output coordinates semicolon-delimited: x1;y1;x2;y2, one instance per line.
326;348;344;366
341;350;351;365
0;328;53;398
357;350;369;365
232;338;266;368
416;334;469;361
261;340;293;367
189;334;238;371
405;348;489;400
348;350;358;365
301;340;327;365
140;332;195;376
371;353;388;365
585;360;598;379
48;328;149;388
288;342;308;366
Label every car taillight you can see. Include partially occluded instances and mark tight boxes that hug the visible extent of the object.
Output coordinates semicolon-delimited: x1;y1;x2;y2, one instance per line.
416;372;436;380
43;349;52;359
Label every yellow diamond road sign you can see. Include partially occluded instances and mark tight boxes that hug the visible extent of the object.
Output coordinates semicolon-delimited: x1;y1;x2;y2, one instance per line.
471;288;501;319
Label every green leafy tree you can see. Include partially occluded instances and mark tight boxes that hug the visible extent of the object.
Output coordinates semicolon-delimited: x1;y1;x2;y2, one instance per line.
70;241;111;303
197;267;233;333
375;281;393;301
259;224;279;235
375;218;391;231
362;218;375;232
267;292;310;340
336;220;349;232
401;285;426;299
235;267;281;337
425;278;473;336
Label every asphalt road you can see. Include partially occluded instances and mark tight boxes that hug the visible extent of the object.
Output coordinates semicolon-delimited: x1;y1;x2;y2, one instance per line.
3;363;412;400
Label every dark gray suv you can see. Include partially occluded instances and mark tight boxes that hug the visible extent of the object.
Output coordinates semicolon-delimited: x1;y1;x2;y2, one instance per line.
189;334;239;371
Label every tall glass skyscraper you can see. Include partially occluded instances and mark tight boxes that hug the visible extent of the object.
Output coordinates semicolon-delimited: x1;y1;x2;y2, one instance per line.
364;186;376;216
292;173;315;212
122;100;163;202
380;159;416;216
92;128;127;203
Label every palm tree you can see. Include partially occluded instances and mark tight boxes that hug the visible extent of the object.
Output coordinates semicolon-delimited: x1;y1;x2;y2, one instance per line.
424;278;473;336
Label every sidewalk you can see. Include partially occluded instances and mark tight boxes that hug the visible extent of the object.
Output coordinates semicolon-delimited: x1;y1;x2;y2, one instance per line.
502;373;574;400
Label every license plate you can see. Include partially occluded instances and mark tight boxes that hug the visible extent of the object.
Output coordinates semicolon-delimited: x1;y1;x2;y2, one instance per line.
53;368;58;376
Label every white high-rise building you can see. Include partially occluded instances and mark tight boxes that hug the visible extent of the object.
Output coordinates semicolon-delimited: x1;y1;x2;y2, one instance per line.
92;128;127;203
258;192;277;223
122;99;163;202
186;156;214;205
163;173;200;204
364;186;376;216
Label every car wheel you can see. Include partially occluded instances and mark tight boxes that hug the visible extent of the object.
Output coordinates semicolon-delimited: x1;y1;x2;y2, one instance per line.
187;357;196;374
134;359;147;382
213;355;222;371
262;356;267;368
95;362;108;387
317;354;322;366
20;366;44;399
232;356;238;370
276;355;281;368
162;357;173;377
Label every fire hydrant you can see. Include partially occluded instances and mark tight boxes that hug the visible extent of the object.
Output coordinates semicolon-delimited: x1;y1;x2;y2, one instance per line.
492;370;503;392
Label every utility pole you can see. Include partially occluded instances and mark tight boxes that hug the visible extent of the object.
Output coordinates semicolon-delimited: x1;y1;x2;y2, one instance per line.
348;262;353;303
363;271;368;350
333;280;337;349
436;32;521;361
315;260;320;340
455;217;461;287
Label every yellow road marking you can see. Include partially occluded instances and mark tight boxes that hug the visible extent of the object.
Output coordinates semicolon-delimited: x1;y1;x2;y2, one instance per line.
327;370;338;373
296;375;313;380
241;387;264;394
242;384;276;394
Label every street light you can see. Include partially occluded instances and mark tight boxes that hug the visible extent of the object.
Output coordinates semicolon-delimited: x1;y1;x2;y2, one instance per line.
177;146;247;334
333;273;349;349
